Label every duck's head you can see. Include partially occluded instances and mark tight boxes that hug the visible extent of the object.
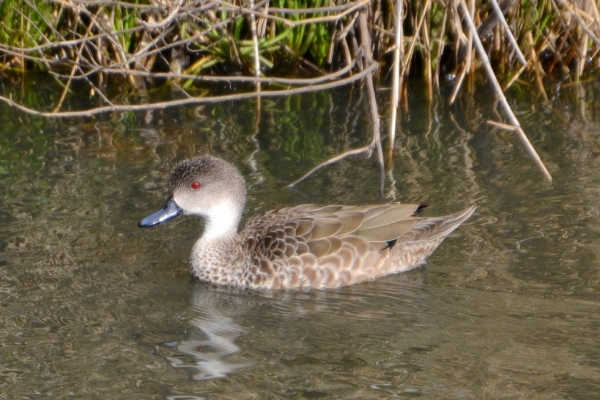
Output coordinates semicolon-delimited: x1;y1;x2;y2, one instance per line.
139;156;247;239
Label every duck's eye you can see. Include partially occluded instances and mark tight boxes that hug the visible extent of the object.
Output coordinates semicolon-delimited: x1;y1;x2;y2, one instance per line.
191;181;201;189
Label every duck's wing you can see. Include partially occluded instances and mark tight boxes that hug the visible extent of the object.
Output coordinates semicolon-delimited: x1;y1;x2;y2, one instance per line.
242;203;426;254
283;202;426;245
240;203;436;288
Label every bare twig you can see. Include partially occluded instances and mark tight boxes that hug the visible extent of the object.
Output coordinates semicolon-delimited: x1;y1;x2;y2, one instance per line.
486;120;519;131
260;73;386;190
288;147;374;187
139;0;184;29
51;56;360;84
289;11;383;190
261;0;367;15
213;0;371;27
0;62;378;118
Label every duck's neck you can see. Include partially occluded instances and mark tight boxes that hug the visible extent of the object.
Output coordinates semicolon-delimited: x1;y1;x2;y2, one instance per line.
201;200;242;240
189;233;251;286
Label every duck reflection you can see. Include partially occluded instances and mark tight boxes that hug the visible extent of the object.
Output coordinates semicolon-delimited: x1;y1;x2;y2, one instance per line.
158;273;430;382
160;286;253;380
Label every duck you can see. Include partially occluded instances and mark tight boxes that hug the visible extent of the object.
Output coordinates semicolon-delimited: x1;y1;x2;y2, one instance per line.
139;155;476;289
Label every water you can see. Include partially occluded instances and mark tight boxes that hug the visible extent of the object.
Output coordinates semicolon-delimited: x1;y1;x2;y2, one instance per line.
1;81;600;398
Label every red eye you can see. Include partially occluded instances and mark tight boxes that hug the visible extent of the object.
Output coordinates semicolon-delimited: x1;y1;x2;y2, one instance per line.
191;181;201;189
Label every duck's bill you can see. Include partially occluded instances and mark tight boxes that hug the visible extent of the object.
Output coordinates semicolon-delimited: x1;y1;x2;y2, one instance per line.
139;197;182;227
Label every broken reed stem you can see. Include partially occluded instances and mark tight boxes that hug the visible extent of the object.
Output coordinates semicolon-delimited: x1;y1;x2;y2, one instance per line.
486;120;518;131
366;68;385;196
449;0;474;105
422;6;432;100
433;7;448;92
458;0;552;182
249;0;262;108
388;0;403;160
489;0;526;66
358;8;385;194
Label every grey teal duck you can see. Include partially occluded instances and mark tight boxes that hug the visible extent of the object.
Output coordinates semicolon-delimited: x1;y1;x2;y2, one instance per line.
139;156;476;289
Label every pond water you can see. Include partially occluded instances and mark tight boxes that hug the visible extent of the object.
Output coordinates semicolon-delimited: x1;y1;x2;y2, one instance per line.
1;80;600;398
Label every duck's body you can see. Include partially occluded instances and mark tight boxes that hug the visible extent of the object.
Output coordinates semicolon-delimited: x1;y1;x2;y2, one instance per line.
140;156;475;289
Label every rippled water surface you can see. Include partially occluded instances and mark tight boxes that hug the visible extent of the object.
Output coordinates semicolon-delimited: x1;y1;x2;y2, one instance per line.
2;82;600;398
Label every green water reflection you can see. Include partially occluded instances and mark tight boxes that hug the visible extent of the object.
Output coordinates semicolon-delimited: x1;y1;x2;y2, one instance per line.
1;81;600;398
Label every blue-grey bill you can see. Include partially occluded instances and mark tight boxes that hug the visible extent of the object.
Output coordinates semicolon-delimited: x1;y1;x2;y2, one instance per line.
139;197;182;227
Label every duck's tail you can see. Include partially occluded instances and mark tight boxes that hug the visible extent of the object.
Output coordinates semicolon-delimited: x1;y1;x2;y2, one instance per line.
429;205;477;241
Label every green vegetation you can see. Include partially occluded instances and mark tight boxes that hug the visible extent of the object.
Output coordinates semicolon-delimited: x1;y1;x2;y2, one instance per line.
0;0;599;123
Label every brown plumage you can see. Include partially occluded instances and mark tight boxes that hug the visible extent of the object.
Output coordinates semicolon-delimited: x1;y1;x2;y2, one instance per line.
139;156;476;289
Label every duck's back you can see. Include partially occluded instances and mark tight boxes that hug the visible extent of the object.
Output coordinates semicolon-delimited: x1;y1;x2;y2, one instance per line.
239;204;475;289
